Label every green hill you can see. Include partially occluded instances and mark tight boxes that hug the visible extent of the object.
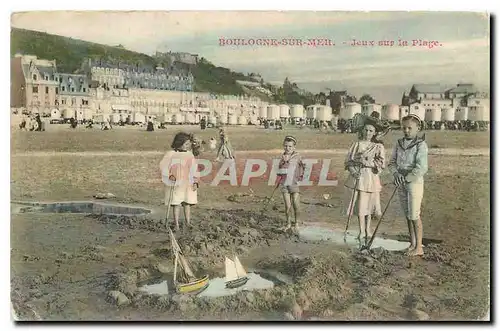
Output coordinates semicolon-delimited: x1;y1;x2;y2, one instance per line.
10;28;156;73
10;28;255;96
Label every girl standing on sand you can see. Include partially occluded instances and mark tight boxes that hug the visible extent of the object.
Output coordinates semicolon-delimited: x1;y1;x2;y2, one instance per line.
216;127;235;161
344;115;386;242
159;132;199;231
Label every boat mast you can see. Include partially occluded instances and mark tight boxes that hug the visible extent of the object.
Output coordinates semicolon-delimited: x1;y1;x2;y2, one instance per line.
169;229;196;282
173;250;178;284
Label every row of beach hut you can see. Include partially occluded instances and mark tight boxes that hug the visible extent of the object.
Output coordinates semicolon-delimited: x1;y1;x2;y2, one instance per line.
257;103;490;122
44;102;490;125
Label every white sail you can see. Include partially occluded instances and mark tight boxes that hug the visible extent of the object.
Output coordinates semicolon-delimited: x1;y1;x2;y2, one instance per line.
179;254;195;279
169;229;182;254
225;257;238;282
234;256;247;277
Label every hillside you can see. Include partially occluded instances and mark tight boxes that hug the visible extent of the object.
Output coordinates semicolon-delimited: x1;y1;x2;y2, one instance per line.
10;28;156;73
240;85;273;103
10;28;254;96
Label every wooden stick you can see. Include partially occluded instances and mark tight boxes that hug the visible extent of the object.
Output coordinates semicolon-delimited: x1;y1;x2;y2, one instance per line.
344;178;359;240
165;176;176;228
363;186;398;250
173;251;178;285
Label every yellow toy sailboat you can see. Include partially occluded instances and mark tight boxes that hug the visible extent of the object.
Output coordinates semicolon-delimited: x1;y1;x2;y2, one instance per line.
225;255;249;289
169;229;209;294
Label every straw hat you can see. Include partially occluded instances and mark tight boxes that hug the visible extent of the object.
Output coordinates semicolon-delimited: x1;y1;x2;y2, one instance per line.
352;113;385;133
363;116;385;132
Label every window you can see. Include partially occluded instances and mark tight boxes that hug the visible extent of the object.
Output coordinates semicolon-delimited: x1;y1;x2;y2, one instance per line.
82;99;89;106
55;87;59;94
45;87;49;94
61;99;66;105
33;74;37;80
83;88;86;93
32;86;38;93
71;87;75;92
62;86;65;92
71;98;76;106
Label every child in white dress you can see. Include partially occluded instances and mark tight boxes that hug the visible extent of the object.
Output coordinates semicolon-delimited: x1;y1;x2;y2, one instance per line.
344;116;386;241
159;132;199;231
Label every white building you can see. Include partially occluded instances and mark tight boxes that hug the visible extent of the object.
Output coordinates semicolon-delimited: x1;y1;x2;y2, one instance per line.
403;83;490;122
361;103;382;116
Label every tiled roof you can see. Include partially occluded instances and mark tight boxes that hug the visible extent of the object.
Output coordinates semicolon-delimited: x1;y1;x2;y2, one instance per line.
412;84;447;94
56;73;90;95
447;84;477;94
37;66;56;79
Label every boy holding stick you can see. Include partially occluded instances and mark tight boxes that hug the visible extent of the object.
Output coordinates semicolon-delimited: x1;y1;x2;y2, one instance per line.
388;114;428;256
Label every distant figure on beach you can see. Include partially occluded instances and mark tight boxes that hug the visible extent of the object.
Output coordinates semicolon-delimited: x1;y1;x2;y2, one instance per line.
216;127;235;161
70;117;77;129
209;137;217;152
200;117;207;130
19;116;27;131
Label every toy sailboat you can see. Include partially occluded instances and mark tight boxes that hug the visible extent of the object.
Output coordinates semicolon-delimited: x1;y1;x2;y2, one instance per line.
169;229;209;294
225;256;249;289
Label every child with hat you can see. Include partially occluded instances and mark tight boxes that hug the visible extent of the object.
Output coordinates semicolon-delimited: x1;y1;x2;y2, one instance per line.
388;114;428;256
277;135;305;235
344;114;386;241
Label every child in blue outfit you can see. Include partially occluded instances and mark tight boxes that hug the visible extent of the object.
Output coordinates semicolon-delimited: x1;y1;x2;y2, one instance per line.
388;114;428;257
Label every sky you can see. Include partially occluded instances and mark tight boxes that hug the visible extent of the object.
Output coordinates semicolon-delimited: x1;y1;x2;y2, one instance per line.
11;11;490;103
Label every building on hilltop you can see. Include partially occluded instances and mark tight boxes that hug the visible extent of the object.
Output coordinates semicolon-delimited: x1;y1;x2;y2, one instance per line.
153;51;199;66
81;58;194;92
